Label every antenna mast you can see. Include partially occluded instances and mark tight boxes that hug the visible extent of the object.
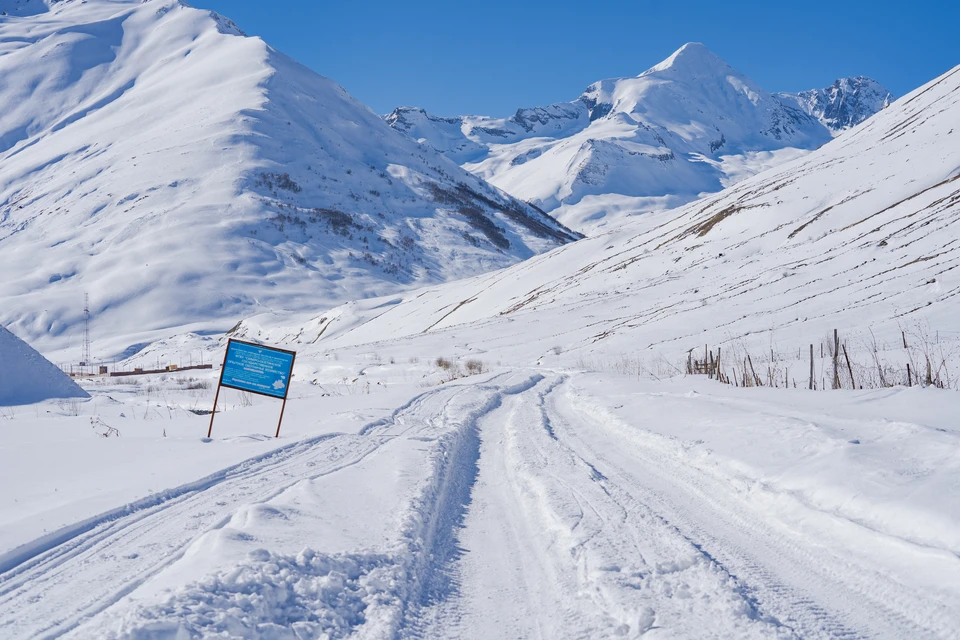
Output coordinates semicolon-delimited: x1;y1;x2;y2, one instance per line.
82;292;91;367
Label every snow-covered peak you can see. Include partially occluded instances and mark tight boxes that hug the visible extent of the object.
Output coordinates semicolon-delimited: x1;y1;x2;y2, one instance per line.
643;42;733;77
578;43;815;147
776;76;894;135
387;43;837;234
270;62;960;384
0;0;578;356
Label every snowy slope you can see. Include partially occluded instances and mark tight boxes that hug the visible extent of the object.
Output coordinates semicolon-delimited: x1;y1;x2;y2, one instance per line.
1;61;958;636
389;46;894;236
388;43;843;234
0;0;577;358
235;62;960;386
776;76;894;135
0;324;88;405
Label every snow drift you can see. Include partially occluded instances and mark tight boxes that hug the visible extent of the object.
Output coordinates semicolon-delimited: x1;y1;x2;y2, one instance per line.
0;324;88;405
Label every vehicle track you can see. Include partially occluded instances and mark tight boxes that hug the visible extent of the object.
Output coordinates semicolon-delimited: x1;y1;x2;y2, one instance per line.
550;382;960;639
0;385;463;639
413;373;793;639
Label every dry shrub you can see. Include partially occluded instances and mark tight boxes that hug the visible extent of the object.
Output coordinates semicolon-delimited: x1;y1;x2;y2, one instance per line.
465;359;485;375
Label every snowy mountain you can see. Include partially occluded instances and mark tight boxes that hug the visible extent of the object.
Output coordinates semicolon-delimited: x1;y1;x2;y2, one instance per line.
776;76;894;134
1;35;958;640
0;325;88;405
388;45;892;235
74;64;954;638
239;62;960;385
0;0;577;357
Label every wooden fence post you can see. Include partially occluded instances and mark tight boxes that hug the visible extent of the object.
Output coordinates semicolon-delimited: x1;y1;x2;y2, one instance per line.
832;329;841;389
747;354;760;387
843;344;856;390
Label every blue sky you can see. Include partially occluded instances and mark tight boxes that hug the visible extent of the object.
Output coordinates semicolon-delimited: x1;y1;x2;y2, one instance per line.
193;0;958;117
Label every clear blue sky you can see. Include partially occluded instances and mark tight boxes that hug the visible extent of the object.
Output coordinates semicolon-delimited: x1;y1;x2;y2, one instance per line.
193;0;958;117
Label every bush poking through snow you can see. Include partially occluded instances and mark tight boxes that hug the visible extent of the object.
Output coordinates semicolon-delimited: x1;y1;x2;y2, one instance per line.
465;359;485;375
431;357;487;384
90;417;120;438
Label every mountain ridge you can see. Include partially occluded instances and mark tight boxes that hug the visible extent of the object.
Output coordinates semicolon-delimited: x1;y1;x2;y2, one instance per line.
0;0;578;357
387;44;891;235
776;76;894;134
233;62;960;381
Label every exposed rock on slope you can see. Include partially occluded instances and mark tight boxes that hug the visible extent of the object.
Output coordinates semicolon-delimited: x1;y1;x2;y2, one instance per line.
776;76;894;134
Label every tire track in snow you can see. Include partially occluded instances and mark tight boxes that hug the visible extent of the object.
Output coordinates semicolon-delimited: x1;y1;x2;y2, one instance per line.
552;383;958;639
0;384;473;639
395;372;546;639
412;373;792;639
60;373;546;639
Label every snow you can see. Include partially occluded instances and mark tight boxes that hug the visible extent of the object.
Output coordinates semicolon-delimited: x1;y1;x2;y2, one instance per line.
387;43;891;236
266;61;960;384
776;76;894;135
1;5;958;640
0;0;577;359
0;324;88;405
2;365;958;638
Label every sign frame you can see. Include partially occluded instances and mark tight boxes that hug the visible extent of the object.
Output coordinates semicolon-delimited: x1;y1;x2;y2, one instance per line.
207;338;297;439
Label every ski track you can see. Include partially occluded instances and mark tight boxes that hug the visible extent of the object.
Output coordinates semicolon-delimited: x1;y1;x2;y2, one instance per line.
4;371;957;638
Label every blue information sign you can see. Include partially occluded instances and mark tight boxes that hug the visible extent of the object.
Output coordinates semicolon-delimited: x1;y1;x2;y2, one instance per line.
220;340;296;399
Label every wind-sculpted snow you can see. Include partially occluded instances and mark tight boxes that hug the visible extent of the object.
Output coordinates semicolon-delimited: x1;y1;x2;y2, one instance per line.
0;324;88;405
0;0;577;357
388;44;892;235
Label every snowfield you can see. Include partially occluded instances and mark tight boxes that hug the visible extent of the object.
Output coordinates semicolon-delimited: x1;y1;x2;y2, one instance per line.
1;368;958;639
1;2;958;639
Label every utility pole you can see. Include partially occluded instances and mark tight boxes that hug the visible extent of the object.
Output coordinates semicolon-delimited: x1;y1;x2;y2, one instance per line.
81;293;91;368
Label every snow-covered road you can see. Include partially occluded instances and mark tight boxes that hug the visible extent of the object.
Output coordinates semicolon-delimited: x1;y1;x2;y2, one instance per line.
413;374;959;639
2;372;958;639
